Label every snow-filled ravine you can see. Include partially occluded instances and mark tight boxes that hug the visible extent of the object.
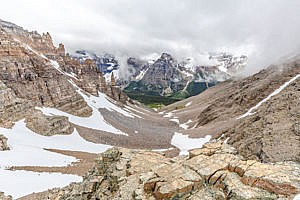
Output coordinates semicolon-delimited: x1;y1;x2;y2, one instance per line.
37;80;143;136
171;132;211;155
0;120;112;199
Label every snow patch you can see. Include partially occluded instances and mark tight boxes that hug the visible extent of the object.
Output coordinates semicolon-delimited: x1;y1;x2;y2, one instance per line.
179;120;193;130
151;147;174;152
0;120;111;198
218;63;228;73
0;169;82;199
163;112;173;118
0;120;111;168
171;132;211;156
135;68;149;80
170;118;180;124
185;101;192;107
124;105;147;116
294;194;300;200
224;137;230;144
49;60;64;74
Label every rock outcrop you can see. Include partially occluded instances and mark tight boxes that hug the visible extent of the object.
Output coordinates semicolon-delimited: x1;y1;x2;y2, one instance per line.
0;25;92;118
0;79;33;128
25;111;74;136
220;74;300;162
41;141;300;199
0;134;9;151
0;192;12;200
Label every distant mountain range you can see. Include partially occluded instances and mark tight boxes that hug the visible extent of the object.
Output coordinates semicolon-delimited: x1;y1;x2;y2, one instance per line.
72;50;247;106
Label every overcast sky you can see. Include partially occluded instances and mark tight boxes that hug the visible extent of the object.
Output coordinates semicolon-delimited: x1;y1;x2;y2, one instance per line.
1;0;300;73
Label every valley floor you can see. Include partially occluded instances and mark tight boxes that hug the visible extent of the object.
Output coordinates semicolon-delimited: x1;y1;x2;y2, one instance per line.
1;67;300;199
0;91;214;199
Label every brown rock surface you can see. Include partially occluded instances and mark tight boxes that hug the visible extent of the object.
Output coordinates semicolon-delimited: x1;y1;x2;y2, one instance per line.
0;134;9;151
162;57;300;163
220;75;300;162
0;26;92;119
0;79;33;128
25;111;74;136
34;142;300;200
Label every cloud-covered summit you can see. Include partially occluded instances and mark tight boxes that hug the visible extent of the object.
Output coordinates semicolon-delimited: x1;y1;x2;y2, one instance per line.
1;0;300;74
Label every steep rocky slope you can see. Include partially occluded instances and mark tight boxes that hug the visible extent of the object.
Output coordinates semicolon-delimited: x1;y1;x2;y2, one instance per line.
161;56;300;163
0;19;127;131
124;52;246;105
220;73;300;162
29;141;300;200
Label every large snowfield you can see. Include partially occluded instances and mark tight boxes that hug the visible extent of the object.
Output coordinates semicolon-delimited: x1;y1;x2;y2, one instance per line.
171;132;211;155
0;120;112;199
0;75;146;198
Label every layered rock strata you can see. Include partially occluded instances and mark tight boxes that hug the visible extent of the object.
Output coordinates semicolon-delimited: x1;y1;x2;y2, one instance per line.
0;19;127;135
40;141;300;200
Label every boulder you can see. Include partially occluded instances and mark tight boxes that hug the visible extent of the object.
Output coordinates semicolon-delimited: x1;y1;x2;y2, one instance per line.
0;135;9;151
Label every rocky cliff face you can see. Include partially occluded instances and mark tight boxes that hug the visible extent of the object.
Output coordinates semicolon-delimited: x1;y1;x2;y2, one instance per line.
220;71;300;163
140;53;187;95
194;59;300;163
0;19;64;58
39;141;300;200
195;60;300;127
0;19;126;133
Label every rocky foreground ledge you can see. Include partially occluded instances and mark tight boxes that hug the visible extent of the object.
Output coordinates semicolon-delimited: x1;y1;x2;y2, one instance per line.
21;141;300;200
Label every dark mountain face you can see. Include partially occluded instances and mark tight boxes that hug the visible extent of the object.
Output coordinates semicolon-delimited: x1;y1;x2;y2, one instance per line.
70;50;247;106
123;52;246;106
139;53;186;95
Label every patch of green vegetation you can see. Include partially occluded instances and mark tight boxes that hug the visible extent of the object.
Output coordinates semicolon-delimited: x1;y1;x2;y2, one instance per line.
125;92;179;106
124;81;217;106
170;90;190;100
186;81;215;96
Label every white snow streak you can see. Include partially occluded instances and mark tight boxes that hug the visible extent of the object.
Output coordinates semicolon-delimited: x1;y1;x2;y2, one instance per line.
185;101;192;107
170;118;180;124
238;74;300;119
179;120;193;130
163;112;173;118
135;68;149;80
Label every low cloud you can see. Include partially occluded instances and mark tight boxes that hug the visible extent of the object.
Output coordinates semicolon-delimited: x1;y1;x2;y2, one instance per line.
1;0;300;74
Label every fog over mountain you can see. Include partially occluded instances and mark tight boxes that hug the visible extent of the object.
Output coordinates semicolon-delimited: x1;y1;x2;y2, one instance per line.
1;0;300;74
